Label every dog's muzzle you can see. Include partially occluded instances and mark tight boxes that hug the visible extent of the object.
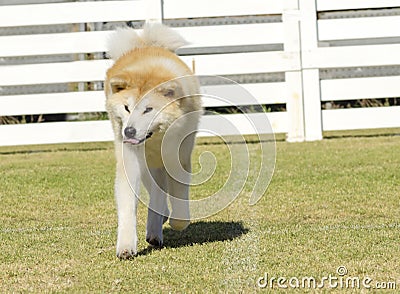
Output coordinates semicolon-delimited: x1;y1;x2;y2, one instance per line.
123;127;153;145
124;126;136;139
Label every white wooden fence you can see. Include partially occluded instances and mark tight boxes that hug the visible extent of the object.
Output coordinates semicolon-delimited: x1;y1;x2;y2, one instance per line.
0;0;399;146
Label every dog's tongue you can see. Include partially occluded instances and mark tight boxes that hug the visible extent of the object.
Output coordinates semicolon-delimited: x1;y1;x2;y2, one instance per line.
124;138;141;145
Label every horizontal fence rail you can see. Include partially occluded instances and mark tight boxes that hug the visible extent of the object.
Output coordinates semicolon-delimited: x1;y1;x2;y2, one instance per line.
162;0;285;18
317;0;400;10
318;16;400;41
0;1;147;27
0;0;399;146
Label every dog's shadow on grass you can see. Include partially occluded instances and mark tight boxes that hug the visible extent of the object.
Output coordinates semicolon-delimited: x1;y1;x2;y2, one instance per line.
137;221;249;256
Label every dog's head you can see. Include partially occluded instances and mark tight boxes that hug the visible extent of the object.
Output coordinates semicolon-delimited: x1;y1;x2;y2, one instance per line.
105;71;186;145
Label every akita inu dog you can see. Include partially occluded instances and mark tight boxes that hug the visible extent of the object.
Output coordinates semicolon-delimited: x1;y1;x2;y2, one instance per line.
105;23;202;259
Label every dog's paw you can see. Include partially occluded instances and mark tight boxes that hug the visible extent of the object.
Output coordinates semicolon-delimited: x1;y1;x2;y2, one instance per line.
146;235;163;248
116;248;137;260
116;238;137;260
169;218;190;231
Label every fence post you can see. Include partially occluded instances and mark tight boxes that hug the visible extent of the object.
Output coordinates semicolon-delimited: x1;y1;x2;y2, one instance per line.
283;0;305;142
299;0;323;141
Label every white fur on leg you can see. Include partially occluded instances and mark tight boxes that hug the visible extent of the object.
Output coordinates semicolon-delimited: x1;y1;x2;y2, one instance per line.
164;133;195;231
142;167;170;246
115;146;140;259
167;176;191;231
166;154;191;231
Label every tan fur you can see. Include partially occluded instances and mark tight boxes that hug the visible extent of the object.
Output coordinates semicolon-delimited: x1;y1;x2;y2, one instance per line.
105;47;200;137
105;47;201;167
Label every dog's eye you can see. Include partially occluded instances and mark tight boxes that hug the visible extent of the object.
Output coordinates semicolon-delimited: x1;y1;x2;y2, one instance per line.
163;89;175;97
112;85;126;93
124;105;130;113
143;107;153;114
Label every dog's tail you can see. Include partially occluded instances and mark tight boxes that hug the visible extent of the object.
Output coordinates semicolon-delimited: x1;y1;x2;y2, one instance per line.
107;22;188;61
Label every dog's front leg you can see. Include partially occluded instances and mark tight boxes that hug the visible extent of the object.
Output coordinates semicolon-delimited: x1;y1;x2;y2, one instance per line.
115;145;140;259
167;172;191;231
142;167;169;247
166;133;195;231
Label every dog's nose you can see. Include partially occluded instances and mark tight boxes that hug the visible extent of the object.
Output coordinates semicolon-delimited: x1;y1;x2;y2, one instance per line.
124;127;137;139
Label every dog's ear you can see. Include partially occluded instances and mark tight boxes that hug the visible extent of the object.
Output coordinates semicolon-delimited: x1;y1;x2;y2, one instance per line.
158;81;183;99
109;75;129;94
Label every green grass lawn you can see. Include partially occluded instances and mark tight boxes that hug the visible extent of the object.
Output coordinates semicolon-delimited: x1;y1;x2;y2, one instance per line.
0;129;399;292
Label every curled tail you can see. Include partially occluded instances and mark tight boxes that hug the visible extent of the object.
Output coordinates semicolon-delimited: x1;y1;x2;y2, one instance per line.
107;22;188;61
